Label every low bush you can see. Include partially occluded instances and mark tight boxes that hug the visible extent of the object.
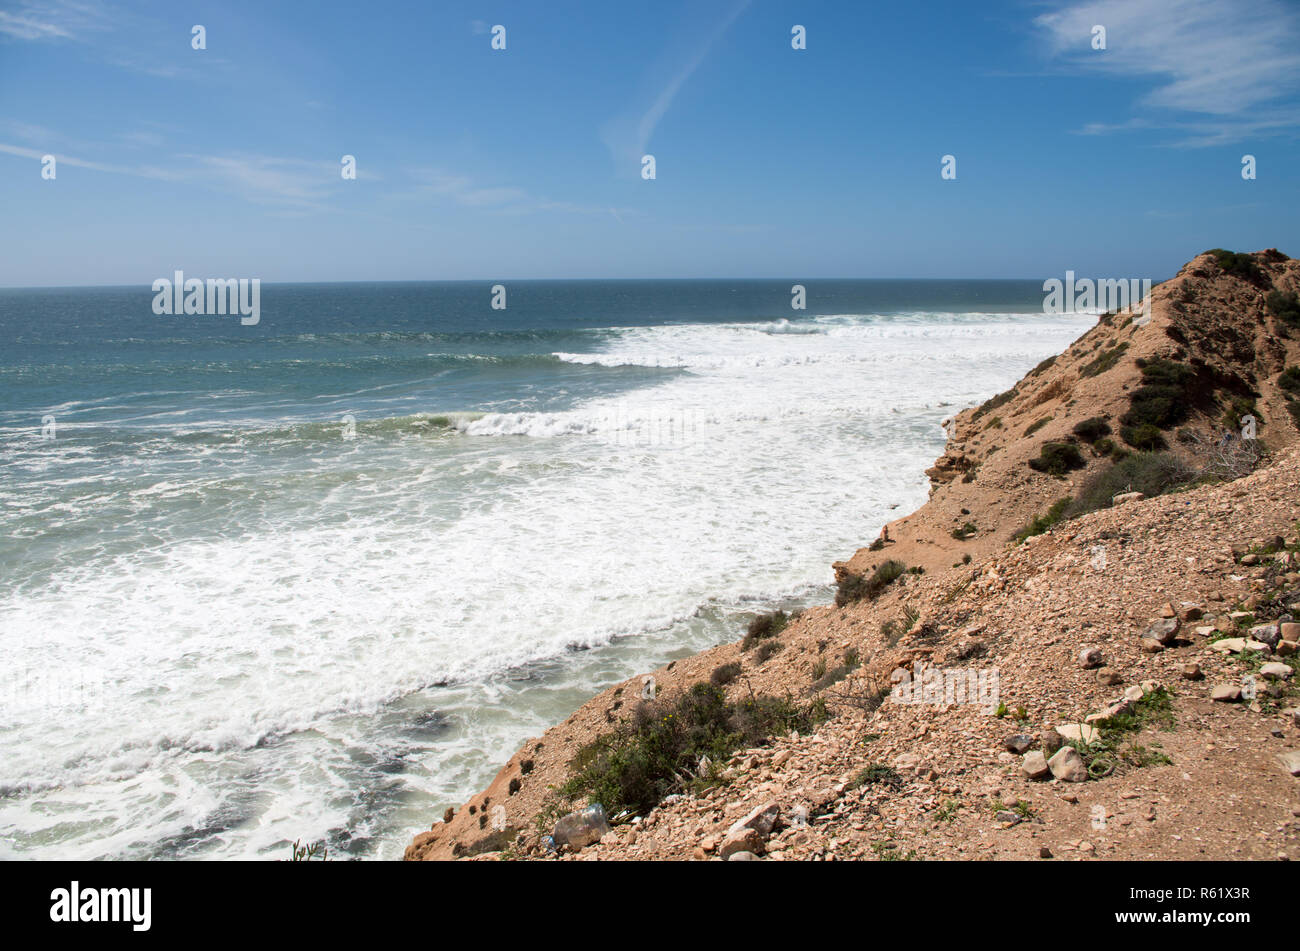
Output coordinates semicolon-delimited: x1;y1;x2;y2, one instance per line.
1028;441;1086;476
710;662;741;687
560;683;815;815
742;610;788;650
1279;366;1300;395
1267;290;1300;327
1207;248;1263;283
1072;416;1112;443
1067;452;1195;518
1121;359;1197;432
1120;422;1167;450
836;560;906;607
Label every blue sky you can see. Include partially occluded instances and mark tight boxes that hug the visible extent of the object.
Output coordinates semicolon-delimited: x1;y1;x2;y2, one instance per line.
1;0;1298;285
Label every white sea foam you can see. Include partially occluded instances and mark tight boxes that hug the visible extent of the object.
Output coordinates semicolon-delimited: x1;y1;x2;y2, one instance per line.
0;309;1095;859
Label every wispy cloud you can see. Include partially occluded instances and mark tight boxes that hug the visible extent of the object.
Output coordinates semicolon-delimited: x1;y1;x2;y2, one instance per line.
601;0;752;171
0;0;111;41
1034;0;1300;145
404;167;637;219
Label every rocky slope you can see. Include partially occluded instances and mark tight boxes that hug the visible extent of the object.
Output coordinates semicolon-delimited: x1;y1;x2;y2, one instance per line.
406;249;1300;861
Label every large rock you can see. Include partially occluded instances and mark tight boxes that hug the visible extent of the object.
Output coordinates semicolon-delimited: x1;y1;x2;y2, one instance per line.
1278;751;1300;777
1145;618;1180;645
1040;729;1065;757
719;827;765;858
1260;662;1294;681
1048;746;1089;782
728;801;781;838
1096;667;1123;686
1078;647;1104;669
1210;684;1242;702
1022;751;1051;780
1250;624;1281;648
1005;734;1036;754
1057;723;1099;746
1210;637;1246;653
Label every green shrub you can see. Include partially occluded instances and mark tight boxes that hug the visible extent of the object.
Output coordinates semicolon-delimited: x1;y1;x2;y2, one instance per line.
1120;423;1167;450
1121;359;1197;431
1072;417;1112;442
836;559;907;607
1207;248;1263;283
1093;436;1127;460
710;662;741;687
1067;452;1195;518
1024;416;1052;436
1028;441;1086;476
753;640;782;664
1013;497;1072;543
1266;291;1300;327
1220;395;1263;433
742;610;788;650
560;683;815;815
1279;367;1300;395
950;522;977;541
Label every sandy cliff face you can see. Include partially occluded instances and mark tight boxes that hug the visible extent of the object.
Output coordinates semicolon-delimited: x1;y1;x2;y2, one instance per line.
406;250;1300;862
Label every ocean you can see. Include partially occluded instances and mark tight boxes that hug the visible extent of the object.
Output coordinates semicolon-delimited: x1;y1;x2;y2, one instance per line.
0;279;1095;859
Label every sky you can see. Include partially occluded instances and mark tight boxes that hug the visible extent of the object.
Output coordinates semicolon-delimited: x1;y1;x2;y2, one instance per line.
1;0;1298;286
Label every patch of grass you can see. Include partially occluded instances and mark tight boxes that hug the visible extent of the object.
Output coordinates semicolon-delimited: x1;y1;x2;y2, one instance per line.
1072;416;1112;443
935;799;960;822
1081;341;1129;378
1065;686;1175;778
560;682;817;816
752;640;782;664
1031;355;1057;376
1024;416;1053;436
871;841;918;861
984;415;1003;430
1028;442;1086;476
1014;497;1072;544
836;559;906;607
902;605;921;633
847;763;903;791
1067;452;1195;518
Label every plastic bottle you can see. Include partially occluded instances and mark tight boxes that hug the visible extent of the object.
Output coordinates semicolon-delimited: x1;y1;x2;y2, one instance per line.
550;803;610;850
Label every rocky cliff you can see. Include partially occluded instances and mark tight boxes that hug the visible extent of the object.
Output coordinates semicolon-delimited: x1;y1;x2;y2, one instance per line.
406;249;1300;861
